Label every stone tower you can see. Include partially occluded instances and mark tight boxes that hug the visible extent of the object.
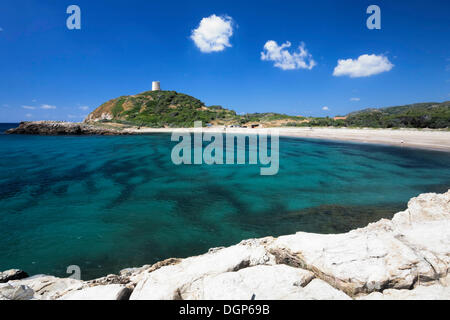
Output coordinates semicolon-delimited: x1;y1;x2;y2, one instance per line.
152;81;161;91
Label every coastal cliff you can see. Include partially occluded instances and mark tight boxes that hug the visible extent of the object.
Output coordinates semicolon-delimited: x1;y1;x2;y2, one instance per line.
1;190;449;300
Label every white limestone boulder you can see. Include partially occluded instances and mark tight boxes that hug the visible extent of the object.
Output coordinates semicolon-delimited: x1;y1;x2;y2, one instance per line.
58;284;131;300
130;239;275;300
358;276;450;300
390;191;450;278
181;264;315;300
298;279;352;300
268;224;429;295
0;283;35;300
8;275;83;300
267;191;450;295
392;190;450;226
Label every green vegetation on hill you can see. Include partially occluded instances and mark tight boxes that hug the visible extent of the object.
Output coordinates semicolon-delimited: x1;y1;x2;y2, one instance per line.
285;102;450;129
239;113;304;124
344;102;450;128
89;91;239;127
87;91;450;129
286;118;347;127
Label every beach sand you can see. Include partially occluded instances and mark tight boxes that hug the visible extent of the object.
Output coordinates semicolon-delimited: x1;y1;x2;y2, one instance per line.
124;127;450;152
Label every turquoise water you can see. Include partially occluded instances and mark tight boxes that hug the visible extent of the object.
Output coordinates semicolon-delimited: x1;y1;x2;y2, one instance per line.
1;124;449;279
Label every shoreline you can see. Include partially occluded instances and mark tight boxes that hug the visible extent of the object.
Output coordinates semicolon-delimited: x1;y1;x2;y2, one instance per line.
5;122;450;152
278;127;450;152
1;189;449;300
124;126;450;152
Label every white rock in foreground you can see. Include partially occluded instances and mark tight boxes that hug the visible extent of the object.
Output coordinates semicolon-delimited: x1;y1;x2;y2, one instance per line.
58;284;131;300
8;275;83;300
181;265;317;300
181;265;350;300
130;239;275;300
0;283;35;300
268;190;450;295
300;279;352;300
359;275;450;300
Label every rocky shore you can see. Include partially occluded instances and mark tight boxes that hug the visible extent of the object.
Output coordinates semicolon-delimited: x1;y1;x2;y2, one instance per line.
5;121;128;135
1;190;449;300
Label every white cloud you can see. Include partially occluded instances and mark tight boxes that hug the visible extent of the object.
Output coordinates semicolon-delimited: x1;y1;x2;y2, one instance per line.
22;105;36;110
25;113;32;118
79;106;89;111
322;106;329;111
333;54;394;78
41;104;56;109
261;41;316;70
191;15;233;53
350;97;360;101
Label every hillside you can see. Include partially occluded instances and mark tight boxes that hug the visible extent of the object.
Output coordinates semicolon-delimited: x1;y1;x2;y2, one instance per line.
286;101;450;129
345;101;450;128
86;91;450;129
85;90;306;128
85;90;239;128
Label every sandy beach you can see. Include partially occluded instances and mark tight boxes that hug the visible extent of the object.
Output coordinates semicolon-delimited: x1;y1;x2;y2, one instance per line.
123;127;450;152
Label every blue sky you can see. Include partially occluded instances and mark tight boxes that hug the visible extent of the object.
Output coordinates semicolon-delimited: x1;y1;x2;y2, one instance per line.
0;0;449;122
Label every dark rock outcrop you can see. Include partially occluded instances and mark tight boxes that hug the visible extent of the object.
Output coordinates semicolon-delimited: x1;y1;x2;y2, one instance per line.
0;269;29;283
6;121;128;136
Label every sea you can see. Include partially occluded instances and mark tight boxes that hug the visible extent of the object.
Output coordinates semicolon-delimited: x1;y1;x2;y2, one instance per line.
1;123;449;279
